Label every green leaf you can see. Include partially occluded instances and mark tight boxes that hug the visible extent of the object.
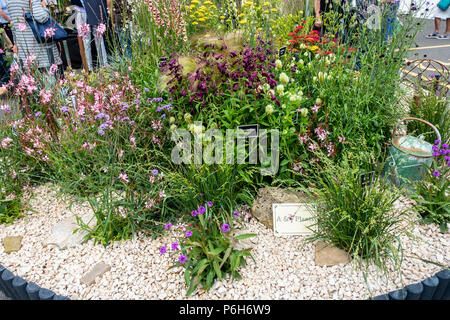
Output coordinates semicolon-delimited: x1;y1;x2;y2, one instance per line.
186;276;201;297
192;258;208;275
208;247;225;256
205;268;215;288
212;260;222;279
184;268;191;287
219;247;233;269
233;233;257;240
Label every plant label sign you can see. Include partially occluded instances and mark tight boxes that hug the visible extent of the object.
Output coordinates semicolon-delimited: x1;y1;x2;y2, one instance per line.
272;203;316;236
360;171;375;187
279;46;287;58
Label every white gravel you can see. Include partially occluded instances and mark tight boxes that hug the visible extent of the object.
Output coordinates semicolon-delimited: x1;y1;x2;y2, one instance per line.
0;183;448;300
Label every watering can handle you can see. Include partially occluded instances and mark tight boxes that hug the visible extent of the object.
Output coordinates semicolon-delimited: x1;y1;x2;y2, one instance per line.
393;117;441;144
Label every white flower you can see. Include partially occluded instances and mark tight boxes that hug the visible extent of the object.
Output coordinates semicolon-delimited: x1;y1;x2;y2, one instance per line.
313;76;318;82
276;84;284;95
300;108;308;117
275;59;283;69
170;124;177;131
169;116;175;124
265;104;274;115
262;83;270;92
297;59;304;65
300;43;306;49
279;72;289;84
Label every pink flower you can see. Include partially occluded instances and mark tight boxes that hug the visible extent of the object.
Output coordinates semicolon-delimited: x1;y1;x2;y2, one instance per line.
95;23;106;38
298;134;308;144
119;172;129;183
77;23;90;40
48;64;58;75
338;136;346;143
311;105;320;113
18;23;27;32
44;27;57;39
1;137;13;149
308;142;318;152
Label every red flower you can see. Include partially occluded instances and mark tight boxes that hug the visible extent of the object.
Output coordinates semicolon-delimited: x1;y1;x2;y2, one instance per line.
348;47;356;52
288;32;297;36
312;30;320;34
327;50;334;54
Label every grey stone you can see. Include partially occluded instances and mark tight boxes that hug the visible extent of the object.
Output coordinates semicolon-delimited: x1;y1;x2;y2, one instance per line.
251;187;307;229
314;241;350;267
81;262;111;286
3;236;22;253
43;212;96;250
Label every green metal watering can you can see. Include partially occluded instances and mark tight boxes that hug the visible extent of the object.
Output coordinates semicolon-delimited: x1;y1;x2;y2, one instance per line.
382;117;441;189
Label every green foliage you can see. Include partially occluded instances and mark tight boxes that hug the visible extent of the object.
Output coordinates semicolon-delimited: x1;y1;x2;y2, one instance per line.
301;153;407;274
171;203;255;296
410;146;450;232
407;90;449;145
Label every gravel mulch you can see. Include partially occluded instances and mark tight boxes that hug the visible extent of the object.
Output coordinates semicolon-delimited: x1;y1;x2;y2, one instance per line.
0;184;448;300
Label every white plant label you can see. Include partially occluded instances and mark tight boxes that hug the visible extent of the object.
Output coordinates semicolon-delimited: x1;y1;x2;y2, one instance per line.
272;203;316;236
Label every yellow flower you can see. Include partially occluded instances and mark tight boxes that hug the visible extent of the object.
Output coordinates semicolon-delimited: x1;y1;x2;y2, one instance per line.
239;19;247;24
271;8;277;12
192;21;198;25
263;1;270;6
191;0;200;4
257;27;262;31
198;18;206;22
190;14;195;18
220;15;225;19
238;13;245;17
204;0;212;4
263;10;269;14
310;45;319;51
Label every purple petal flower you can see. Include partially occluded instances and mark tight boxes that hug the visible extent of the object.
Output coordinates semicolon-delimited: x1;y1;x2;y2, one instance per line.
221;223;230;232
233;211;239;218
435;139;441;144
432;170;440;177
191;210;198;217
207;201;213;207
159;246;167;254
185;230;193;237
171;242;179;250
35;112;42;117
179;254;187;264
198;206;206;214
152;169;159;175
164;223;173;229
442;144;449;149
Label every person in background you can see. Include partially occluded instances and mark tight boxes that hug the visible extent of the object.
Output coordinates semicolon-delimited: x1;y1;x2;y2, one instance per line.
0;0;13;46
426;3;450;40
84;0;109;68
70;0;94;70
108;0;132;58
7;0;62;68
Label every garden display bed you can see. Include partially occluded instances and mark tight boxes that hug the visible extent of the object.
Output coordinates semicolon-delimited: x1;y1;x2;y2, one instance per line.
1;184;448;300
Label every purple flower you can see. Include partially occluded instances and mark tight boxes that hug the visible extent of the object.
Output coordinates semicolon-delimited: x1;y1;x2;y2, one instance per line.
178;254;187;264
98;129;105;135
145;88;150;92
433;170;440;177
159;246;167;254
185;230;193;237
60;106;69;113
432;145;440;152
152;169;159;175
435;139;441;144
445;156;450;161
171;242;179;250
164;223;173;229
221;223;230;232
233;211;239;218
191;210;198;217
442;144;449;149
198;206;206;214
433;152;440;157
207;201;213;207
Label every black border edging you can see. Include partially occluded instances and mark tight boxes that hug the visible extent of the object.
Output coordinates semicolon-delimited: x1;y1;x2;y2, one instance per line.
1;263;448;300
373;268;450;300
0;264;70;300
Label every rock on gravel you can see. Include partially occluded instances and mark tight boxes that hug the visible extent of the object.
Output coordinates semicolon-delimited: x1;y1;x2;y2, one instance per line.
3;236;23;254
0;184;449;300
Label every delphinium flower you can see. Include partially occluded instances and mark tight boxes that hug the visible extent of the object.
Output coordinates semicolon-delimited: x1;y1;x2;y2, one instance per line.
221;223;230;232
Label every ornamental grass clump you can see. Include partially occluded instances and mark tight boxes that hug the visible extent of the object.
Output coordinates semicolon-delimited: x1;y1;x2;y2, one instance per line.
303;153;408;275
160;202;256;296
